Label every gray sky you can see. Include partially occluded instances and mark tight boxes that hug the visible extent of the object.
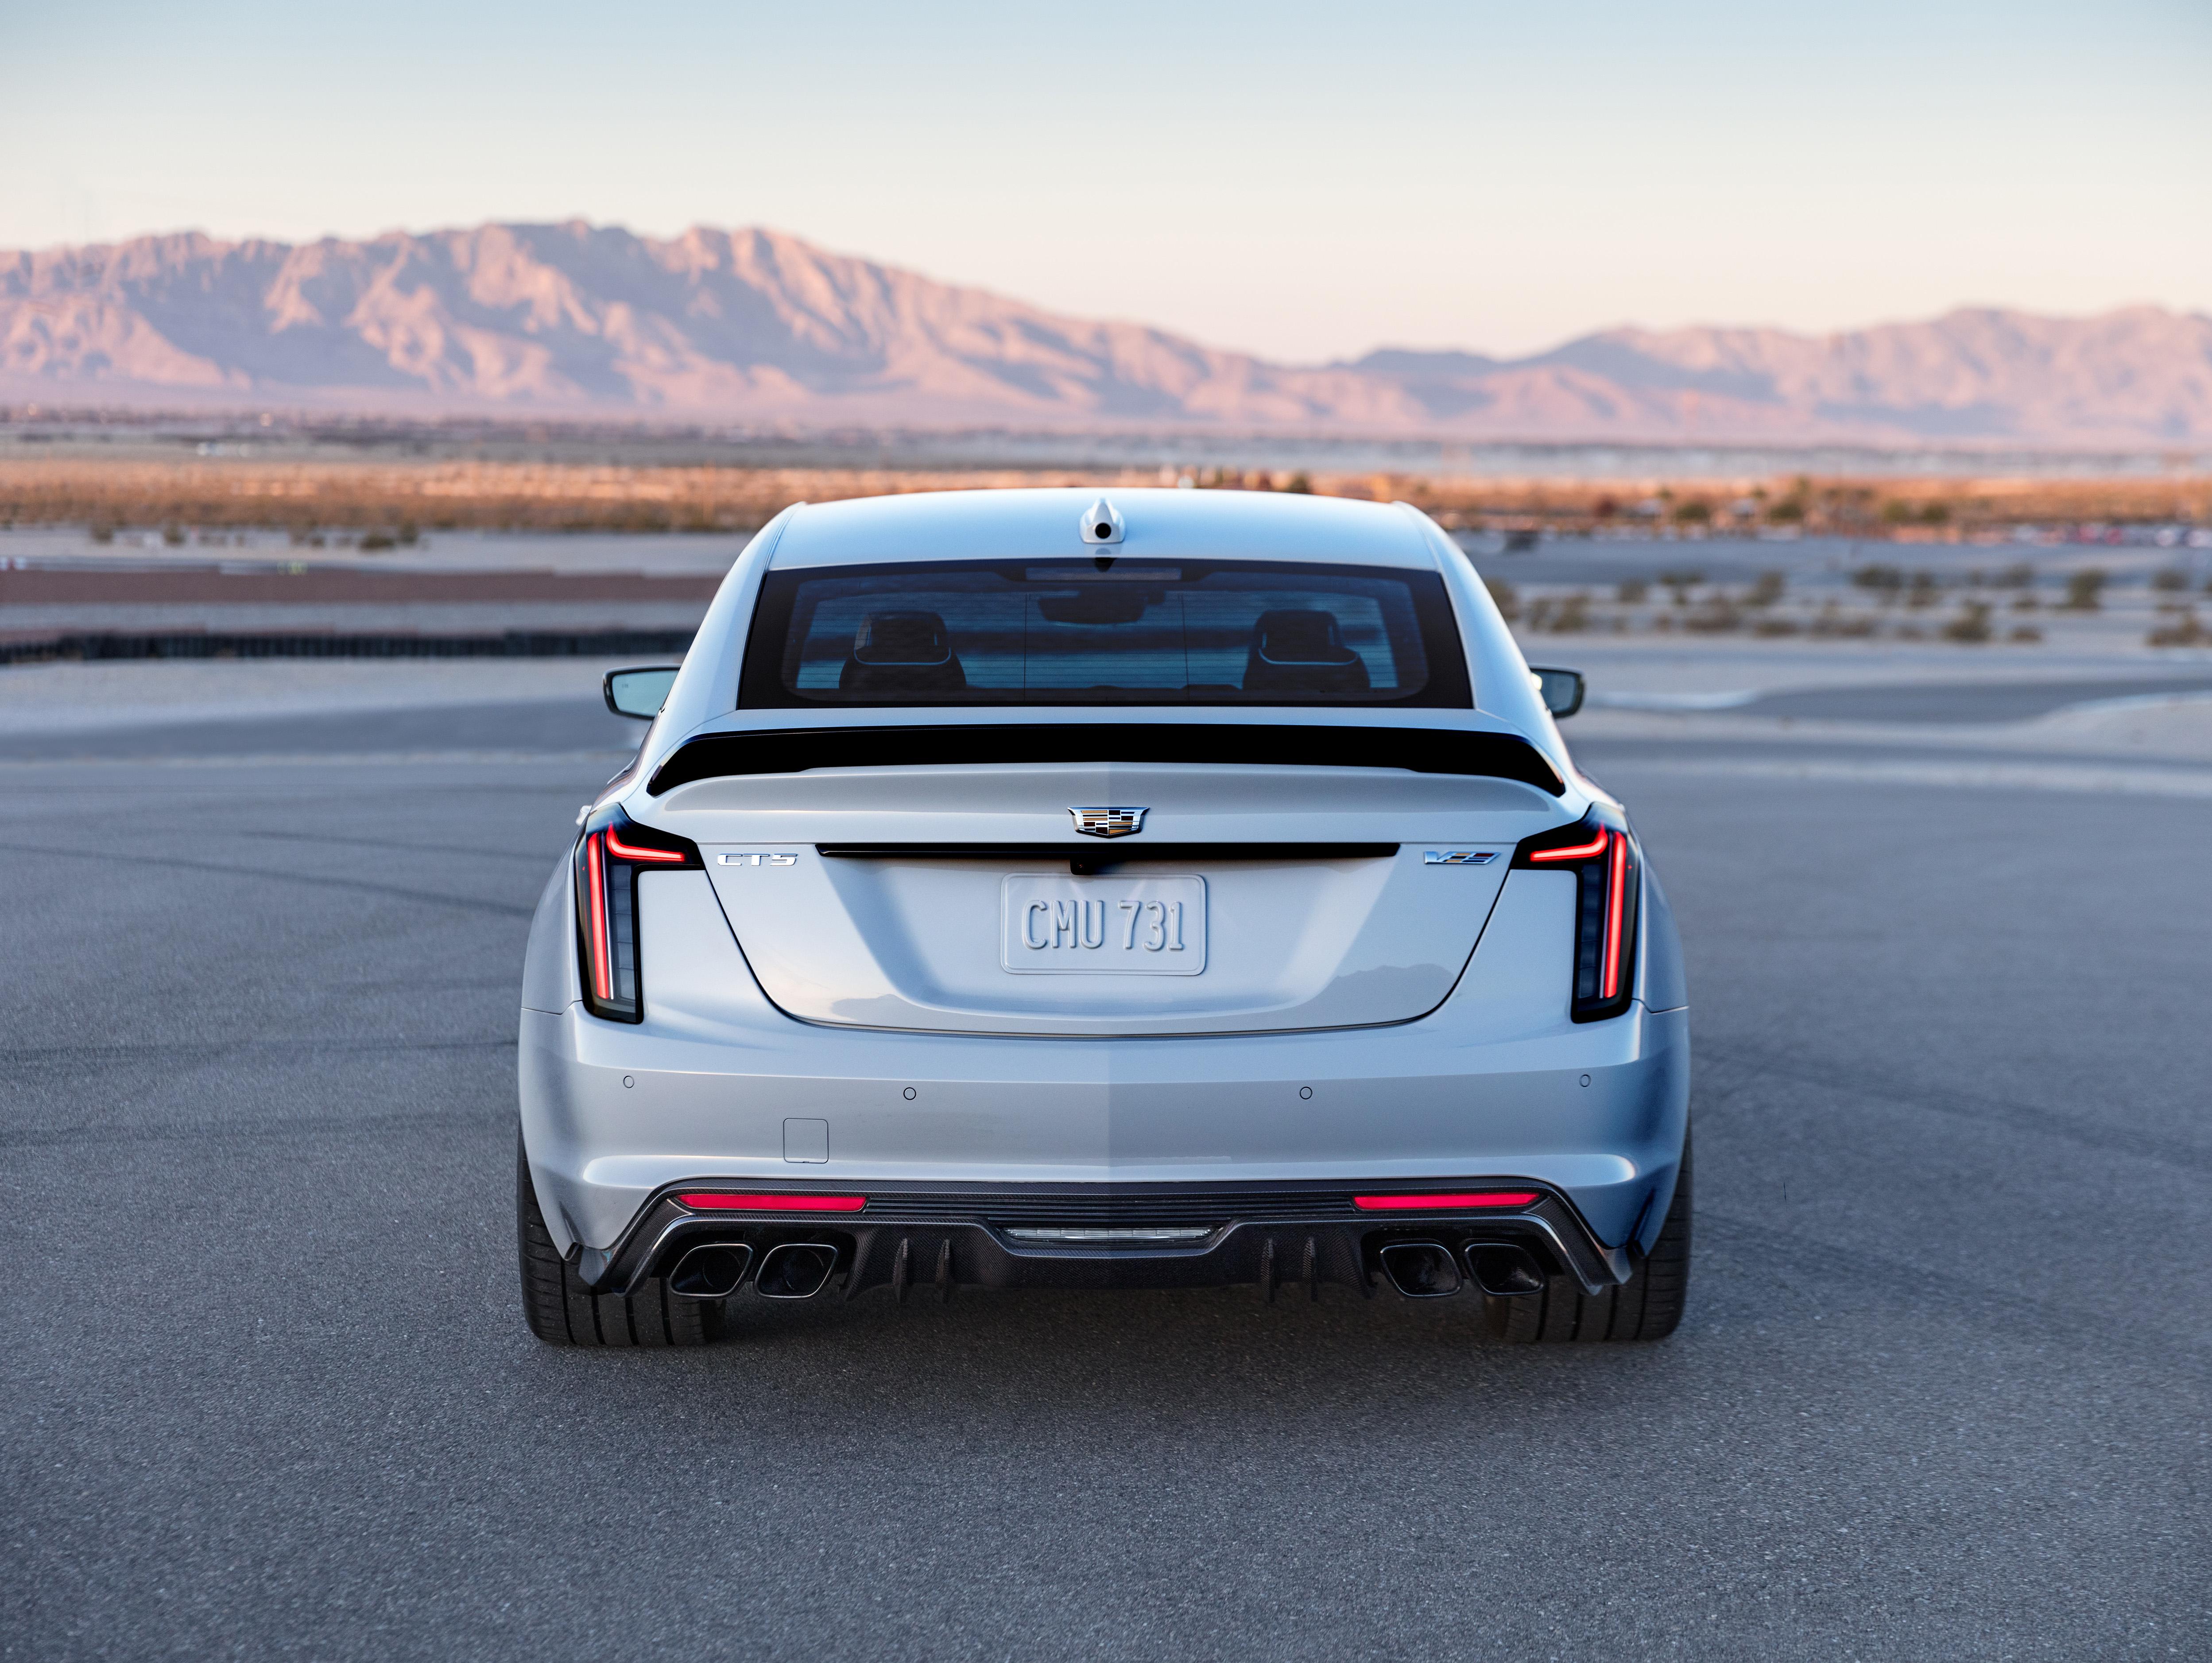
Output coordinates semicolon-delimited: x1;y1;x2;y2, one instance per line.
5;0;2206;360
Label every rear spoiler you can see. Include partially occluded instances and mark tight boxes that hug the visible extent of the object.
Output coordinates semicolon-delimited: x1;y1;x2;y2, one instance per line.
647;723;1565;796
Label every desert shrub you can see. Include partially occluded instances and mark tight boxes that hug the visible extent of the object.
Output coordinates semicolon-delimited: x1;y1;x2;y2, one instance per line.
1906;571;1938;609
1747;570;1786;606
1616;578;1649;604
1942;601;1993;643
1674;499;1712;525
1658;569;1705;605
1996;562;2036;588
2151;567;2189;592
1483;576;1519;622
2147;609;2208;648
1852;563;1905;595
2061;569;2106;611
359;532;396;551
2008;625;2044;643
1810;606;1878;638
1551;592;1592;633
1766;496;1806;524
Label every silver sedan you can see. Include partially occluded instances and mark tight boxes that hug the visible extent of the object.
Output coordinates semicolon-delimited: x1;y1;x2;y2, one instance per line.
516;487;1690;1345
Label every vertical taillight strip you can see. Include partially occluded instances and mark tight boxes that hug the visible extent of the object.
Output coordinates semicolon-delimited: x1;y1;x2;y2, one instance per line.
584;830;612;1002
1603;828;1628;1000
1515;808;1640;1023
573;808;703;1024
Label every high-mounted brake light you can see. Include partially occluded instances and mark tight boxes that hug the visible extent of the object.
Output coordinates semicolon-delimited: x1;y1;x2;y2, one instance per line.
677;1192;868;1213
1353;1191;1539;1211
1512;808;1641;1023
573;807;703;1023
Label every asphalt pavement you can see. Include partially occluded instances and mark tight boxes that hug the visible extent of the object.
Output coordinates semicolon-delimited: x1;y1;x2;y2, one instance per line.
1742;674;2212;724
2;700;2206;1660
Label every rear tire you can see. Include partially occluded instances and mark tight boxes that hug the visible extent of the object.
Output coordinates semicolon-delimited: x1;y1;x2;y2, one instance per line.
517;1133;724;1347
1486;1132;1692;1343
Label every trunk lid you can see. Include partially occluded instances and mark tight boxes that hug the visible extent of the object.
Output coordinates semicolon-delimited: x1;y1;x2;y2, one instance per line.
656;759;1564;1036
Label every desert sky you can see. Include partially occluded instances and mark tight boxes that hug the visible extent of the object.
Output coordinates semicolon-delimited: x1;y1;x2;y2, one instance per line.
3;0;2206;361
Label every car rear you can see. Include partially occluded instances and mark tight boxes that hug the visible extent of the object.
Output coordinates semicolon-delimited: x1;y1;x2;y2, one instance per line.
516;488;1690;1343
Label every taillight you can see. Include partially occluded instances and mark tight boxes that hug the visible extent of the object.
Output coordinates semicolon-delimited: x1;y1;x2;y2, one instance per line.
574;807;701;1022
1515;807;1640;1022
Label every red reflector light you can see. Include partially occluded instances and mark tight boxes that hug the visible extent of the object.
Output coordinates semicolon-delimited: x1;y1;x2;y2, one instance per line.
676;1192;867;1213
1353;1191;1538;1211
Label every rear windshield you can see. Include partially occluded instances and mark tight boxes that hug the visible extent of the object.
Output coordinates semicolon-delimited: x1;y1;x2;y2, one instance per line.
740;559;1470;708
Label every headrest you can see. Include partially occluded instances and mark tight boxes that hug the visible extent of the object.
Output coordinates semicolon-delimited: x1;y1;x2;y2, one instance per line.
1252;609;1356;665
852;610;953;666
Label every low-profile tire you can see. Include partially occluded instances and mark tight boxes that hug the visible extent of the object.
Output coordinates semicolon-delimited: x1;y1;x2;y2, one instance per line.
517;1133;724;1347
1486;1131;1692;1344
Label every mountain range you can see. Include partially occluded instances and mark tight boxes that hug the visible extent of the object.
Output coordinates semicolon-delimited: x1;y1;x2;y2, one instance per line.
2;221;2205;447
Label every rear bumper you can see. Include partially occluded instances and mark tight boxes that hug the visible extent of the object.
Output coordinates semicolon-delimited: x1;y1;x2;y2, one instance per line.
520;1000;1691;1267
580;1180;1630;1299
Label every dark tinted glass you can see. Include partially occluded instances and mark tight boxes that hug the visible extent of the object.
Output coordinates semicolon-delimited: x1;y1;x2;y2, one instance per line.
740;560;1470;708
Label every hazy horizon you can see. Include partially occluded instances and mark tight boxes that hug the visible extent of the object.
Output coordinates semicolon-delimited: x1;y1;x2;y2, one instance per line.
4;215;2200;371
8;221;2205;448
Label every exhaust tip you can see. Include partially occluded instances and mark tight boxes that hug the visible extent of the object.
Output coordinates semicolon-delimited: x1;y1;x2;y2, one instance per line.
668;1241;753;1300
754;1241;839;1300
1378;1240;1463;1299
1465;1242;1546;1298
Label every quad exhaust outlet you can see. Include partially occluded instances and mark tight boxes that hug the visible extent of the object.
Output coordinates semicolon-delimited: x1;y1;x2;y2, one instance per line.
668;1241;752;1300
1465;1241;1546;1298
753;1241;839;1300
1377;1241;1462;1298
1376;1239;1550;1300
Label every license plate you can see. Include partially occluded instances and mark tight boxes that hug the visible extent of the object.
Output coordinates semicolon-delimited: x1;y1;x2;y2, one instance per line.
1000;875;1207;975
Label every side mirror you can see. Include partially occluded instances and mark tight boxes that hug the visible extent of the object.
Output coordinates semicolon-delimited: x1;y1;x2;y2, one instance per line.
1528;666;1585;719
604;665;681;720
